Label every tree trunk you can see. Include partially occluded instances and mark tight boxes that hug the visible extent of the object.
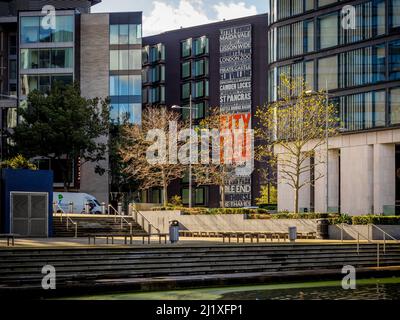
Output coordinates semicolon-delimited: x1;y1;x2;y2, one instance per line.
294;186;299;214
221;185;226;208
161;169;168;207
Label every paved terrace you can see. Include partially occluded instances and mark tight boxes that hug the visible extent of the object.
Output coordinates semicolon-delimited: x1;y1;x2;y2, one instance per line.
0;237;388;249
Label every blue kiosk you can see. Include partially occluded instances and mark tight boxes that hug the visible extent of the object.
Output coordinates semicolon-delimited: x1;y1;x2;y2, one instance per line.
1;169;53;237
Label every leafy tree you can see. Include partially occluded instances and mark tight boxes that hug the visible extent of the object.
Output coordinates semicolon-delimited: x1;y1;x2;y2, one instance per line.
12;82;110;191
256;75;339;213
0;154;37;170
256;185;277;205
119;106;187;207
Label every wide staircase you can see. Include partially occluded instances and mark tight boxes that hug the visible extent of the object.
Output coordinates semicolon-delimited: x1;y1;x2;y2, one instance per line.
52;215;145;237
0;243;399;295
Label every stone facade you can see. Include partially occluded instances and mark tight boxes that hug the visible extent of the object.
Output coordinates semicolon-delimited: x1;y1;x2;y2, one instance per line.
276;128;400;216
79;13;110;204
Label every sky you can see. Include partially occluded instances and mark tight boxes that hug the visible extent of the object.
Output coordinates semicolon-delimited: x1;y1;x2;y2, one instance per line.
91;0;268;36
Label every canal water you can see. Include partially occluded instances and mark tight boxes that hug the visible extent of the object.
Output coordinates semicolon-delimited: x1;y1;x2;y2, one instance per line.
67;277;400;300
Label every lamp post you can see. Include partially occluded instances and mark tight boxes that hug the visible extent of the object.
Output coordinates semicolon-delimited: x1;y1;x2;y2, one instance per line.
172;94;195;208
305;88;332;213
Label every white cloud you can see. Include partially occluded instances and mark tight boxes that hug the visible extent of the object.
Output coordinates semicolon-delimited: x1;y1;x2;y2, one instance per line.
213;2;258;21
143;0;211;36
143;0;259;36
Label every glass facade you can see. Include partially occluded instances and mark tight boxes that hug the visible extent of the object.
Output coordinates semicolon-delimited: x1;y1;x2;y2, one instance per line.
109;21;142;124
110;24;141;45
319;13;338;49
20;15;74;44
20;74;73;96
20;48;73;69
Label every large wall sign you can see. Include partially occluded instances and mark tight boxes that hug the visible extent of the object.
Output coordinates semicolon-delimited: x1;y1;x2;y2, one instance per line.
219;24;252;208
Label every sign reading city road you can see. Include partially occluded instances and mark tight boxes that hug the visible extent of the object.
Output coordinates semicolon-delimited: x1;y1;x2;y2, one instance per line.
219;24;252;208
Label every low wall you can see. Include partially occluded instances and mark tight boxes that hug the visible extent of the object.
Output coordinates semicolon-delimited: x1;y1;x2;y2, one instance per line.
140;211;317;234
329;225;400;240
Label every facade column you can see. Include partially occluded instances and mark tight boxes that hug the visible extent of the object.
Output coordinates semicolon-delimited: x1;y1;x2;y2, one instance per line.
373;144;395;214
341;145;373;215
314;149;339;213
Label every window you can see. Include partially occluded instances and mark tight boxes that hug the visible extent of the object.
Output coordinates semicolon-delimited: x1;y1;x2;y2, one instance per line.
305;60;314;90
278;24;291;59
193;59;208;77
182;61;191;79
119;25;129;45
341;90;387;130
392;0;400;28
390;88;400;124
118;75;129;95
278;0;291;20
9;60;17;80
110;50;119;70
182;187;206;205
9;34;17;55
305;20;314;53
318;0;337;7
181;39;192;58
54;15;74;42
129;50;141;69
292;21;303;56
318;55;338;90
194;36;208;56
193;80;208;99
109;24;141;45
110;76;119;96
110;103;142;124
129;24;141;44
305;0;314;11
319;13;338;49
20;17;39;43
389;40;400;80
110;25;119;45
20;74;72;96
21;48;73;70
377;0;386;35
375;44;386;82
182;102;207;120
181;82;191;100
119;50;129;70
129;75;141;96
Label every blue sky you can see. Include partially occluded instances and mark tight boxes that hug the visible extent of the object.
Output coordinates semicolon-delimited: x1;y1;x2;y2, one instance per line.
92;0;268;36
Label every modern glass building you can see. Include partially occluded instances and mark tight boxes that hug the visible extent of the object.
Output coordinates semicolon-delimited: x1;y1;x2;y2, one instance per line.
0;0;142;204
269;0;400;215
142;15;268;207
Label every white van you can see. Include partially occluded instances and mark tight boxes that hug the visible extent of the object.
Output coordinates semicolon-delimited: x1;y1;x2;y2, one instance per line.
54;192;103;214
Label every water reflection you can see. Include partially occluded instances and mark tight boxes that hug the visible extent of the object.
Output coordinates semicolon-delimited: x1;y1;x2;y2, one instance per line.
220;283;400;300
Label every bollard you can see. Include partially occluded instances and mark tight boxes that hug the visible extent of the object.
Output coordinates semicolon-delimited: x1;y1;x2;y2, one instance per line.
118;202;123;216
101;202;106;215
85;202;90;214
69;202;74;214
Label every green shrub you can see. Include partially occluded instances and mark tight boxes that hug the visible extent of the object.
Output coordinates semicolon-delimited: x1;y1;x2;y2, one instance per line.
1;154;37;170
352;215;400;225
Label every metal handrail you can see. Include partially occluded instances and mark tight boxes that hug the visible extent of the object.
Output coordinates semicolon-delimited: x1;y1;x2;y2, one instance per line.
66;216;78;238
338;223;372;254
108;204;119;222
129;203;161;234
369;224;400;254
53;201;65;222
120;215;133;235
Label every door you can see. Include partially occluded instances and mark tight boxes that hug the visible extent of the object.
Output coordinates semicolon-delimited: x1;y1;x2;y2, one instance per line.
11;192;48;237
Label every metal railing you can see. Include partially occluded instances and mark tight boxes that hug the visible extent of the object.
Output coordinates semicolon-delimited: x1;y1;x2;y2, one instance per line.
108;204;119;222
120;215;133;235
338;223;372;254
338;223;400;268
66;216;78;238
368;224;400;254
129;203;161;235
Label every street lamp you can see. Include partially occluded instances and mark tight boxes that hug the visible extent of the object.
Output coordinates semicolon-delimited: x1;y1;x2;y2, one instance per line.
305;87;334;213
172;94;196;208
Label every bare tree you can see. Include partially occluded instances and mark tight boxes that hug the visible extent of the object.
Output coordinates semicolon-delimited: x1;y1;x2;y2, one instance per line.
119;106;186;207
255;75;339;213
193;107;239;208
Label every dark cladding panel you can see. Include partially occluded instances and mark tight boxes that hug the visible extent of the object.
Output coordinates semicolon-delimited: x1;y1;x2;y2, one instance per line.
110;12;142;25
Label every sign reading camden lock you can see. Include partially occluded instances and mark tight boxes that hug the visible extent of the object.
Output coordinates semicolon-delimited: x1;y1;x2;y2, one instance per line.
219;24;252;208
